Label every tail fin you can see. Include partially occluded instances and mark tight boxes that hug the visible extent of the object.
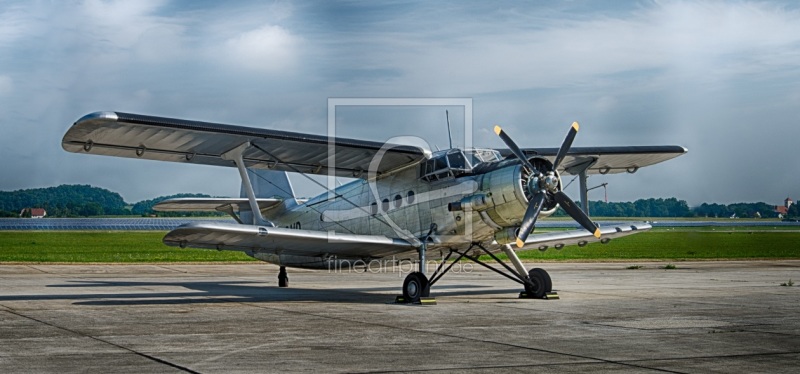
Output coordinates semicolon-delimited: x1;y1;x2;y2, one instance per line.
239;169;295;225
240;169;295;199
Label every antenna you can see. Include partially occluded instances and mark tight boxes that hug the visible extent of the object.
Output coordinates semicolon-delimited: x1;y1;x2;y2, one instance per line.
445;110;453;149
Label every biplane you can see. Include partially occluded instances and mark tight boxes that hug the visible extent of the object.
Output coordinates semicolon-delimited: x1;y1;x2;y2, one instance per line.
63;111;685;302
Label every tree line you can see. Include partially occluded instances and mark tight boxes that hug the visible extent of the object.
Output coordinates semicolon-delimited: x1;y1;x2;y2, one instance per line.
0;185;217;217
555;197;787;219
0;184;793;219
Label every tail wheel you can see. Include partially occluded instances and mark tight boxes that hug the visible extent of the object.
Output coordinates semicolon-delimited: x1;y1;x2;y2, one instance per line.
403;272;429;302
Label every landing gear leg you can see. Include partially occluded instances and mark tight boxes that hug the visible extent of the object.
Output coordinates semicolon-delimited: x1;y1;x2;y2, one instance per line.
501;245;552;298
400;225;435;303
278;266;288;288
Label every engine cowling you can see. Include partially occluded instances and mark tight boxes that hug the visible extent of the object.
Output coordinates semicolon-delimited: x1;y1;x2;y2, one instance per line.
456;157;561;228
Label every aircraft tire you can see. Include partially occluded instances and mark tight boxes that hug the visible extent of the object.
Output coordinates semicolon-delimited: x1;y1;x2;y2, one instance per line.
278;266;288;288
403;272;428;302
525;268;550;298
531;268;552;292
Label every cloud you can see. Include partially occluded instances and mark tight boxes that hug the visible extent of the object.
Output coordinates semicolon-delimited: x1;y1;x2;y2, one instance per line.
319;1;800;96
80;0;171;47
0;75;11;95
0;4;29;46
223;24;300;72
1;1;799;205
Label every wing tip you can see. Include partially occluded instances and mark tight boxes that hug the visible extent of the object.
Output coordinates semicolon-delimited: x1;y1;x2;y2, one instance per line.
75;111;119;125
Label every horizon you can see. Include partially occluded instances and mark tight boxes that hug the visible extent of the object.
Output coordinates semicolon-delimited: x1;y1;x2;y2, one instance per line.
0;183;791;208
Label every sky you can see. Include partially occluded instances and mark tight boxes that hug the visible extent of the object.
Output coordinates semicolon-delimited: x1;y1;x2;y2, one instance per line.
1;0;799;206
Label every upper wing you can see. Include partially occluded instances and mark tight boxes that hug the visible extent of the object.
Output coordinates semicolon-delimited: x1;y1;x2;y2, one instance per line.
163;221;415;259
506;222;652;250
62;112;428;179
496;146;687;175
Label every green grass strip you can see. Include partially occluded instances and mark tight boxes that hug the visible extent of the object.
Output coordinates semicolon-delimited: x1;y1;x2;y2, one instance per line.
515;231;800;261
0;230;798;263
0;232;254;263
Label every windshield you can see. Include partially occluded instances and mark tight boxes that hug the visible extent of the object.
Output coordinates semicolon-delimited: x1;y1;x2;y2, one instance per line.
464;149;502;166
419;148;501;181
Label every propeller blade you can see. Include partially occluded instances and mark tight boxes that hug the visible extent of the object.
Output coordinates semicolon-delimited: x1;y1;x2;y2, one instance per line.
552;122;579;170
553;191;601;238
494;125;536;173
515;192;546;248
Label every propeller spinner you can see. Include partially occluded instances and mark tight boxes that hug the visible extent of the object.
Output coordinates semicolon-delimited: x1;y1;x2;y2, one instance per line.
493;123;601;248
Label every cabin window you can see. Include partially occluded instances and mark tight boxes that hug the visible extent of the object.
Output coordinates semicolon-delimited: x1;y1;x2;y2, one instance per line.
382;198;390;212
394;194;402;208
370;202;378;215
407;190;415;204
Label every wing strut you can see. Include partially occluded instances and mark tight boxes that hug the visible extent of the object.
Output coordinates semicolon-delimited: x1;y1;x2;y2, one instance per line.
221;142;274;226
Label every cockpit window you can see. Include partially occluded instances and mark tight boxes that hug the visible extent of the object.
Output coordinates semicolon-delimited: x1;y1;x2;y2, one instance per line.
433;155;448;170
465;149;502;165
447;152;468;170
419;148;501;182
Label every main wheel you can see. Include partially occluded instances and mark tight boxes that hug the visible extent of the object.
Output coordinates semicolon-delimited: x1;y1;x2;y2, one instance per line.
402;272;429;302
525;268;551;298
531;268;552;292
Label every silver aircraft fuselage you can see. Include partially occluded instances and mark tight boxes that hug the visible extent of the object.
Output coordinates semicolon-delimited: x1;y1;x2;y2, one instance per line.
260;149;558;265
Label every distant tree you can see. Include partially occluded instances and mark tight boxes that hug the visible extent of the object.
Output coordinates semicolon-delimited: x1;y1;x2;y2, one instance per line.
559;197;691;218
0;185;127;217
788;203;800;218
78;202;104;217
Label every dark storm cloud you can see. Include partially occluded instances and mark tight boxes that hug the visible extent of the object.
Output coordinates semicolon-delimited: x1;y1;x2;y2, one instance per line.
1;0;798;205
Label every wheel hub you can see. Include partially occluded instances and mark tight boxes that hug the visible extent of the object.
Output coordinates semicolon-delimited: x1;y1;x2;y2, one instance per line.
407;282;418;297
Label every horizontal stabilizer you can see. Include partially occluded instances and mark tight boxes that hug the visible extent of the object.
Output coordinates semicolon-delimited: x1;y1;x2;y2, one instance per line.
153;198;307;212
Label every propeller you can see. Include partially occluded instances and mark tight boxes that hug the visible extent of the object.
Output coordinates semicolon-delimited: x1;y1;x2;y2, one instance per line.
494;123;601;248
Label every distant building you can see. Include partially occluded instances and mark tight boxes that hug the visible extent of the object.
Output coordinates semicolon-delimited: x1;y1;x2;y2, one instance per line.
19;208;47;218
775;197;793;218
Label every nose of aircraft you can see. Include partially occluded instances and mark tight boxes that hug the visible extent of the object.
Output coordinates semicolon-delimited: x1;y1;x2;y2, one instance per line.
493;123;601;247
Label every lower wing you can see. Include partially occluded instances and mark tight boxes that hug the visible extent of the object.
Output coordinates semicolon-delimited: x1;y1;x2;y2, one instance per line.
164;221;649;261
509;222;651;251
163;222;415;260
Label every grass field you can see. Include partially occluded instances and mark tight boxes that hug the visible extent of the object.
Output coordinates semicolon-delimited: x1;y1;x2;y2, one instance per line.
515;231;800;261
0;230;797;263
0;232;254;263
